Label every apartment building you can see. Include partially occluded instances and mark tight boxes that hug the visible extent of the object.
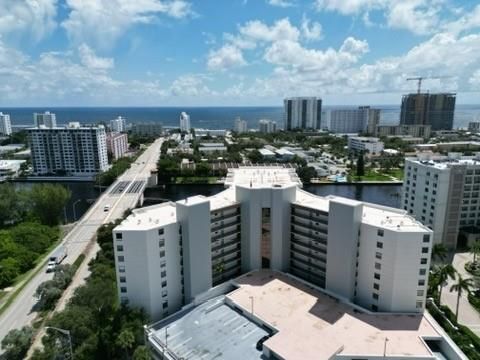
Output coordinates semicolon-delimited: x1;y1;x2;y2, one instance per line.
375;124;431;139
179;112;191;132
34;111;57;128
233;117;247;133
284;97;322;130
0;112;12;136
403;153;480;249
114;167;432;322
27;122;108;176
131;122;163;137
110;116;126;133
259;119;277;134
106;132;128;160
327;106;380;134
348;136;384;155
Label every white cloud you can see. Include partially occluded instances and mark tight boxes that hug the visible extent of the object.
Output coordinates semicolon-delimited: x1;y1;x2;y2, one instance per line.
239;18;300;42
62;0;193;48
170;74;215;97
207;45;247;71
314;0;442;35
0;0;57;41
78;44;114;71
301;16;323;41
267;0;296;8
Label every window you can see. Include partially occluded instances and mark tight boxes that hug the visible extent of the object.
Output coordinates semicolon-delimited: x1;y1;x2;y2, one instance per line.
418;280;425;286
420;258;428;265
119;265;125;273
417;290;424;297
374;273;381;280
375;263;381;270
372;293;379;300
162;301;168;309
161;271;166;278
158;228;164;235
419;269;426;276
161;281;167;288
160;251;165;257
421;247;429;254
423;234;430;243
371;304;378;311
118;256;124;262
377;229;384;237
117;245;124;252
162;289;167;297
373;283;380;290
376;241;383;249
416;301;423;309
115;233;123;240
375;252;382;260
120;297;129;304
159;239;165;248
120;276;126;283
120;287;127;293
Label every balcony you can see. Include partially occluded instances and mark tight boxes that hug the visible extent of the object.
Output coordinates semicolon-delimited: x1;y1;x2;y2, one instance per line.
290;254;326;273
211;227;241;241
291;219;328;234
290;244;326;262
212;245;241;261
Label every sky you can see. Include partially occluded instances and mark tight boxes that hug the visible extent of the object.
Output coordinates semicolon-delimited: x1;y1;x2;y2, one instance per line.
0;0;480;107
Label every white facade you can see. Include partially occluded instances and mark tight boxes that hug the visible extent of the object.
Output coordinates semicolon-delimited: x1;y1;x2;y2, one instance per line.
0;113;12;135
106;132;128;160
131;123;163;136
403;153;480;249
348;136;384;154
114;167;431;322
0;160;26;181
284;97;322;130
34;111;57;128
110;116;126;133
194;128;226;137
328;106;380;134
179;112;191;132
233;117;247;133
27;122;108;176
258;119;276;133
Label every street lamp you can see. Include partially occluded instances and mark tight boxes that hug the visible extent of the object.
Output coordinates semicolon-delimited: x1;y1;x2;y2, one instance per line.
72;199;81;221
249;296;254;315
45;326;73;360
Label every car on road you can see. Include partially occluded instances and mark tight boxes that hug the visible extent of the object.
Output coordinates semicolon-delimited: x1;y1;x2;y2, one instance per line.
104;204;111;211
46;246;68;273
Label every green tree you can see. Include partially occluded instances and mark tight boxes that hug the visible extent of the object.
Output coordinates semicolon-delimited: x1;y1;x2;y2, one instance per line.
195;162;211;177
433;264;456;305
297;166;317;184
470;240;480;263
247;150;263;163
0;257;20;288
356;153;365;177
132;346;150;360
30;184;71;226
1;326;34;360
116;329;135;359
10;222;58;255
432;243;448;263
0;184;23;227
450;274;474;322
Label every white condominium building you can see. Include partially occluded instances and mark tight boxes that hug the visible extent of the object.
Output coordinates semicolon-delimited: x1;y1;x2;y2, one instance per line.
34;111;57;128
284;97;322;130
234;117;247;134
179;112;191;132
106;132;128;160
0;112;12;135
348;136;384;155
327;106;380;134
131;122;163;137
403;153;480;249
110;116;126;133
114;167;432;322
259;119;276;134
27;122;108;176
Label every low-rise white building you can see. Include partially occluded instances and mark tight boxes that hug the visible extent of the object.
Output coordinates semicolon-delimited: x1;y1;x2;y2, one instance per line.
131;122;163;136
259;119;277;133
195;129;226;137
258;148;276;160
0;160;26;181
198;143;227;153
233;117;247;133
348;136;384;155
114;167;433;324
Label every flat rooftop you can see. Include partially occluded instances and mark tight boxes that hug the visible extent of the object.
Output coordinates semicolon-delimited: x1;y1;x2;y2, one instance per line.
228;271;442;360
407;155;480;169
149;297;269;360
224;167;301;188
115;202;177;230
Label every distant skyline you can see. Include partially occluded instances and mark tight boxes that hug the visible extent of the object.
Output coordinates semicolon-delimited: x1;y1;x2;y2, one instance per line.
1;0;480;106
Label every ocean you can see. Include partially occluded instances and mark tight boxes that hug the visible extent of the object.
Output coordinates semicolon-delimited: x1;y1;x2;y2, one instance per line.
2;105;480;130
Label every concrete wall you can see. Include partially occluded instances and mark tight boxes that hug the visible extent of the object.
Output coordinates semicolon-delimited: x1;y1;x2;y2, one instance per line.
325;199;362;300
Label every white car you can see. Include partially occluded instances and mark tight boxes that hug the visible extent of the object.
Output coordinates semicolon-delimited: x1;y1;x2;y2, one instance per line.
46;262;56;273
104;204;111;212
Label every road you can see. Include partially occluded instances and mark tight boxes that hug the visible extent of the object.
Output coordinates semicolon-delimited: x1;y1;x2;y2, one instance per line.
0;138;163;346
441;251;480;337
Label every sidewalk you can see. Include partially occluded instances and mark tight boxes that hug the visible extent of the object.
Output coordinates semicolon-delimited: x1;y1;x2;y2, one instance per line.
441;251;480;337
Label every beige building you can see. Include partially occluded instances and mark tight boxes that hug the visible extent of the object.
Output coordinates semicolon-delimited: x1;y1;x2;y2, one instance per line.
106;132;128;160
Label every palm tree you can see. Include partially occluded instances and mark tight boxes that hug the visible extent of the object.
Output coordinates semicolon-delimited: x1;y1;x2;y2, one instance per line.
433;264;456;305
450;274;474;322
470;240;480;264
432;243;448;263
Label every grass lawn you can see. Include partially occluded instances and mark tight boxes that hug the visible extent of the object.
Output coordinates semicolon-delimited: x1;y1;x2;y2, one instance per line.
351;170;392;181
381;168;404;180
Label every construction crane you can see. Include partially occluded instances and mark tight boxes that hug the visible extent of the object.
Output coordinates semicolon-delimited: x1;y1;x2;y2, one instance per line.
406;76;452;94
